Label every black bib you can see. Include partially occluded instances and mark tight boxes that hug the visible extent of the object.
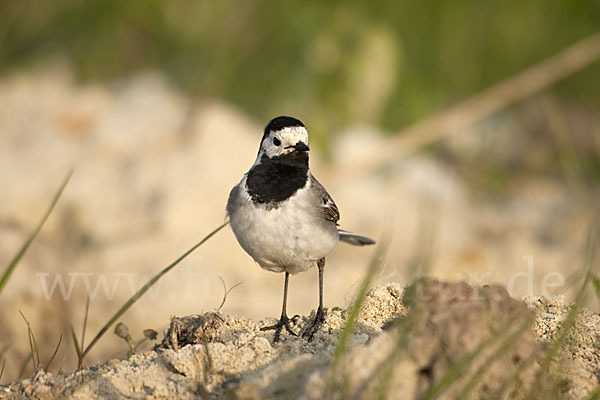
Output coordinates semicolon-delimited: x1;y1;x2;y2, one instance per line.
246;152;309;204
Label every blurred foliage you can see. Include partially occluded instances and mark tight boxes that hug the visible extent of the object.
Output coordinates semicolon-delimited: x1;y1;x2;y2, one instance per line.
0;0;598;136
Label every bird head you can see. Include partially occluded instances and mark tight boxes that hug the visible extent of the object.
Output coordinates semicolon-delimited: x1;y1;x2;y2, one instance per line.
258;116;310;160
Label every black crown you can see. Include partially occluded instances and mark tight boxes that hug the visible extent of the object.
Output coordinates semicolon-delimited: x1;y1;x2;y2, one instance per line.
264;116;305;134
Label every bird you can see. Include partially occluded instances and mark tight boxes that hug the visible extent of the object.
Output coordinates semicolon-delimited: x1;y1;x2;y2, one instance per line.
226;116;375;342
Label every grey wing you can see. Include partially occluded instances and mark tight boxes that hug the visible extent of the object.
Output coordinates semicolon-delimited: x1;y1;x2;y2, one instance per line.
226;183;242;218
310;175;340;225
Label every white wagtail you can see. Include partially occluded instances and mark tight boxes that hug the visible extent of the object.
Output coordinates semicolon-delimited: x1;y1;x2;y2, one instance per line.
227;116;375;342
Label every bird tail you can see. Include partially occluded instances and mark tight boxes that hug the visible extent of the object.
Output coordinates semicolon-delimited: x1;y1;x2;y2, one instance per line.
338;230;376;246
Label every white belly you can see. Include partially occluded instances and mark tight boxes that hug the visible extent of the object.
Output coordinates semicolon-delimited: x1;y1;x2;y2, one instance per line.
228;184;339;274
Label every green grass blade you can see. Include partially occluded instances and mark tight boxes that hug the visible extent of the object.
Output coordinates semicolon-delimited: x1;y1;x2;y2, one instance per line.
592;274;600;296
0;358;6;383
80;221;229;359
31;327;40;371
81;296;90;350
585;386;600;400
45;334;63;372
19;310;39;372
419;314;528;400
71;324;83;368
488;351;539;400
542;98;590;201
17;354;31;379
216;276;243;311
326;234;390;398
0;345;9;359
455;317;533;400
524;214;599;398
371;319;412;400
0;169;73;296
371;279;443;399
71;325;82;357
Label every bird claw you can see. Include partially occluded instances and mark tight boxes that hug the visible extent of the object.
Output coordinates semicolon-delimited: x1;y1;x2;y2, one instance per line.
302;308;326;342
261;314;298;343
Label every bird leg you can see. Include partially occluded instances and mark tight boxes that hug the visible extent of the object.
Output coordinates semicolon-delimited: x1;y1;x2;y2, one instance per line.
302;258;326;341
261;272;297;342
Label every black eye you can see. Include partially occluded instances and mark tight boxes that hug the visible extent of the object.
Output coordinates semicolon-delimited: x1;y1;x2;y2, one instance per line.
273;137;281;146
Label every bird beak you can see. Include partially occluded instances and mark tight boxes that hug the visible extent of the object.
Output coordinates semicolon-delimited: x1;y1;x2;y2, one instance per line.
287;142;310;152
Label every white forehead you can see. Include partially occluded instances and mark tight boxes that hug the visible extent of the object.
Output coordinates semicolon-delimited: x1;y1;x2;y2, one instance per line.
270;126;309;145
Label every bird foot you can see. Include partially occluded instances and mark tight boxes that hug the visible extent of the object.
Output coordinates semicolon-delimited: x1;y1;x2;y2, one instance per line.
302;308;326;342
261;314;298;343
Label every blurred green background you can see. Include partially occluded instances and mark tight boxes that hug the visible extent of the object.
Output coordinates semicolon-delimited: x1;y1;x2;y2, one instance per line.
1;0;599;136
1;0;600;384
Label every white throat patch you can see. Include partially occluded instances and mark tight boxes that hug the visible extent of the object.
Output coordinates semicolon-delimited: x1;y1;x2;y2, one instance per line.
258;126;309;160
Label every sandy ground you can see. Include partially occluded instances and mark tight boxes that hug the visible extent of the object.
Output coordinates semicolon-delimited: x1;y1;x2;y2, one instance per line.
0;67;595;381
2;279;599;399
